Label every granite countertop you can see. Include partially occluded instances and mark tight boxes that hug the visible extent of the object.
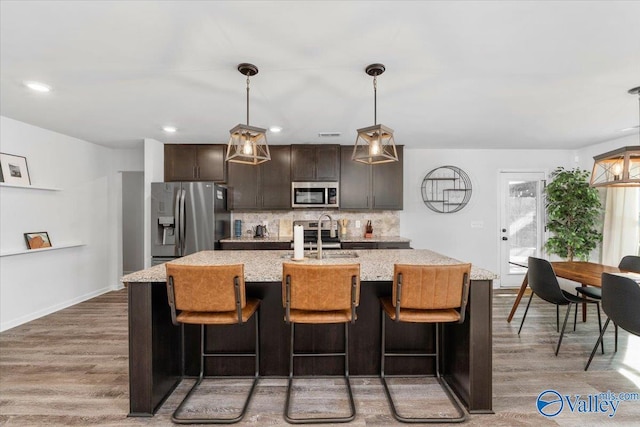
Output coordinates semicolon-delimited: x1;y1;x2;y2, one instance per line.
123;249;497;283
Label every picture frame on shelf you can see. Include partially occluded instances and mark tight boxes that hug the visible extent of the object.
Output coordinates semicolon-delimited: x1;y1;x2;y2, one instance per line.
24;232;52;249
0;152;31;186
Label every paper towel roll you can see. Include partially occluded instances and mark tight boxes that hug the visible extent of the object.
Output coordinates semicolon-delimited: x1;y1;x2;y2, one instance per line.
293;225;304;260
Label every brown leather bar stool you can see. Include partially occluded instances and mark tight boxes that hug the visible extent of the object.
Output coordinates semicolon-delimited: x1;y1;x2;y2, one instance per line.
380;263;471;423
165;263;260;424
282;263;361;424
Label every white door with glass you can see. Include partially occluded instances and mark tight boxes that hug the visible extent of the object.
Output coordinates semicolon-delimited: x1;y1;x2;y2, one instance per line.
499;172;546;288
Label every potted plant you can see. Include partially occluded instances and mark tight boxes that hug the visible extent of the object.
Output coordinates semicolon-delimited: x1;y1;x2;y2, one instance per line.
544;167;603;261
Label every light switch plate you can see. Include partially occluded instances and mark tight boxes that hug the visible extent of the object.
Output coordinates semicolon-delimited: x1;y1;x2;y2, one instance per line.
355;220;361;228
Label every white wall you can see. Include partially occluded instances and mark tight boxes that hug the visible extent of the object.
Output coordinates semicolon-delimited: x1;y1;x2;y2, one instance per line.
574;134;638;172
0;116;143;331
400;148;575;283
143;138;165;267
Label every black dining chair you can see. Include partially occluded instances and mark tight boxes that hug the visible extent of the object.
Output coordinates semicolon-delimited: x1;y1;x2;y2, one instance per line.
576;255;640;350
585;272;640;370
518;257;603;356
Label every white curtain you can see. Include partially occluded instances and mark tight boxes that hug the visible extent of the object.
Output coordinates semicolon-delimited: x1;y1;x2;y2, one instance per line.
602;187;640;266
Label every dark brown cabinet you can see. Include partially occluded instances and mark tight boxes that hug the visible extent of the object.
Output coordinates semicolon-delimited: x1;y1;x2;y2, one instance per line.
339;145;403;210
220;241;291;250
341;241;411;250
164;144;227;182
227;145;291;210
291;145;340;181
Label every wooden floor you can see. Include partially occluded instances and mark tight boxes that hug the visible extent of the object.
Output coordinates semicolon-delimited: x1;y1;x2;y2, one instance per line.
1;288;639;426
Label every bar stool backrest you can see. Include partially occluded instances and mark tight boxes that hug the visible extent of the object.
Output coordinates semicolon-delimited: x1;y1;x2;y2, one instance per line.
393;264;471;311
601;272;640;336
619;255;640;273
166;264;245;320
282;263;360;311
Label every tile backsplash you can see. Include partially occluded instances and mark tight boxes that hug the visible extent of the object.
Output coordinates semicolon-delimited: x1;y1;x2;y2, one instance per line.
232;210;400;239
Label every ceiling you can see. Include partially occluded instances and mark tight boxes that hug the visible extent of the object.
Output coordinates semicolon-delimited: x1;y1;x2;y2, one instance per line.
1;1;639;150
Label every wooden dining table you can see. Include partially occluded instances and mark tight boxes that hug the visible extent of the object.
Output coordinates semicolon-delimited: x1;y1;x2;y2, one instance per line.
506;261;626;323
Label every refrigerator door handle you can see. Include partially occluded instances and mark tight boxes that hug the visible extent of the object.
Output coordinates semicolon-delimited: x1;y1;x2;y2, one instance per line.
174;188;181;257
180;189;186;256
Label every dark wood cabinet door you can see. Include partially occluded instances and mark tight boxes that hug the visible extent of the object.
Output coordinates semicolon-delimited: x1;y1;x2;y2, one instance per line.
341;241;378;249
371;145;403;210
339;146;371;209
291;145;316;181
377;241;411;249
291;144;339;181
261;146;291;209
164;144;227;182
227;162;259;210
315;145;340;181
196;145;227;182
164;144;197;181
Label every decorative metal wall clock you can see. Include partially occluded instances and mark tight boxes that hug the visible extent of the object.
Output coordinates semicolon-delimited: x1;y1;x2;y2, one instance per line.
421;166;472;213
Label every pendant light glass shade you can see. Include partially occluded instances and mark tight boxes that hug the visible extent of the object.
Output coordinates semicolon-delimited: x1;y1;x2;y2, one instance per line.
353;64;399;165
590;87;640;187
226;63;270;165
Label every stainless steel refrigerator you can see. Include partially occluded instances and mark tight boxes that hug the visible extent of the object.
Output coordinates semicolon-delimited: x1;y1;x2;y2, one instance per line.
151;182;230;265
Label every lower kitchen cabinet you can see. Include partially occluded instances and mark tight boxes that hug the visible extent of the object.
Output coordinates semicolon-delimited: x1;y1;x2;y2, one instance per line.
221;241;291;250
342;241;411;250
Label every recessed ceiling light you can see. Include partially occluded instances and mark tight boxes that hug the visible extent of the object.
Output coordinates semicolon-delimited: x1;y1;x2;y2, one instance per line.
269;126;282;133
24;81;51;92
618;125;639;132
162;126;177;133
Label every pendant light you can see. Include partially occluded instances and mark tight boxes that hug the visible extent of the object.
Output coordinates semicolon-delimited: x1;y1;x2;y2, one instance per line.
352;63;398;165
226;63;270;165
590;86;640;187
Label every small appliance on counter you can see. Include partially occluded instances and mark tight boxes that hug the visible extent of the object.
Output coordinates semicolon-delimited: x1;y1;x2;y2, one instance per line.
234;219;243;238
254;224;266;238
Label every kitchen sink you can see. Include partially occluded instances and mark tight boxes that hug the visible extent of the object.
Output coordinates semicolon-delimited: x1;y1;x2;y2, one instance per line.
281;251;359;260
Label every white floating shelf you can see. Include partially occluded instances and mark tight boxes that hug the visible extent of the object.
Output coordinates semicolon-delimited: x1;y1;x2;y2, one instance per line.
0;183;61;191
0;242;85;257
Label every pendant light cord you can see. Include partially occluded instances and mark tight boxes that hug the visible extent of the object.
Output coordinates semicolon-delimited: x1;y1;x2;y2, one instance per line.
246;75;251;126
373;74;378;125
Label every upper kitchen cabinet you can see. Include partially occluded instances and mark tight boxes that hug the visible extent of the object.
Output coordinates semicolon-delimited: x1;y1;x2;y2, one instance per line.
164;144;227;182
339;145;403;210
291;144;340;181
227;145;291;210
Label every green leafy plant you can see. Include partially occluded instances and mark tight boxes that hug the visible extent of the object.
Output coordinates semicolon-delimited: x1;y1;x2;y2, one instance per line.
544;167;602;261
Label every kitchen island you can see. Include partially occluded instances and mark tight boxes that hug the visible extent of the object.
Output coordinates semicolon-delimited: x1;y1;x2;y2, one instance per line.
123;249;496;417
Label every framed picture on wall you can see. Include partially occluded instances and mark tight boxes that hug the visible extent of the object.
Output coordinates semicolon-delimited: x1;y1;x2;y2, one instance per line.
24;232;52;249
0;152;31;186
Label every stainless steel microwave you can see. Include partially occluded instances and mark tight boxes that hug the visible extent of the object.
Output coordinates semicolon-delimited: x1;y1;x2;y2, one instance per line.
291;182;339;208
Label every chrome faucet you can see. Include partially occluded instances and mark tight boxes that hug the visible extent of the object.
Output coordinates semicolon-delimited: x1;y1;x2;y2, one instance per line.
316;213;334;260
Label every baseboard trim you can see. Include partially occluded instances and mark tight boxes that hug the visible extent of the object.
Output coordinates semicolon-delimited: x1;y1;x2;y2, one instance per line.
0;286;113;332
